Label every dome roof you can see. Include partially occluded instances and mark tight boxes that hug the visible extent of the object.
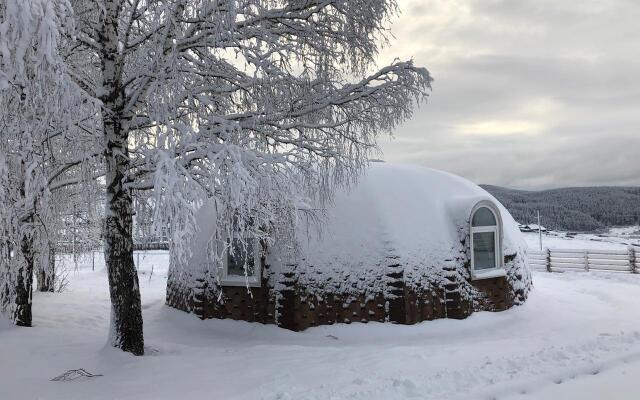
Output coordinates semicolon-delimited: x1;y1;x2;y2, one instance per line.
293;163;524;272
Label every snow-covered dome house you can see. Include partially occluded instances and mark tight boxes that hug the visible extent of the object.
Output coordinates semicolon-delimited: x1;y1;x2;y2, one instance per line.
166;164;532;330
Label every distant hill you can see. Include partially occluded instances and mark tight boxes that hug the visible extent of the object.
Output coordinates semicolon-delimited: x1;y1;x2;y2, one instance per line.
481;185;640;232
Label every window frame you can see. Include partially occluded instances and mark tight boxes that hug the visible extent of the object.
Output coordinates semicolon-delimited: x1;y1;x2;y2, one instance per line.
220;237;263;287
470;202;505;280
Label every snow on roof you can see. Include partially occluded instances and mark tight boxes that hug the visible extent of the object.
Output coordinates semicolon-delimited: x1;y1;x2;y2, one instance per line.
292;163;524;271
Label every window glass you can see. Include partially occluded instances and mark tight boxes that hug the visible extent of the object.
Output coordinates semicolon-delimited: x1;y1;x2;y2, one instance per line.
227;238;255;276
472;207;497;227
473;231;496;270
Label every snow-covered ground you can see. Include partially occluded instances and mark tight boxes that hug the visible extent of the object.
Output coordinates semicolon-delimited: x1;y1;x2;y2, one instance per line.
523;225;640;251
4;246;640;399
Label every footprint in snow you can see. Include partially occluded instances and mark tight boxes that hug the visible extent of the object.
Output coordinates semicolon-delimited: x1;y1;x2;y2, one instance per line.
392;378;418;397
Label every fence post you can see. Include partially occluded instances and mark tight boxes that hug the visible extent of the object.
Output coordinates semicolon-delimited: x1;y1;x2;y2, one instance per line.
546;248;552;272
630;246;637;274
584;250;589;272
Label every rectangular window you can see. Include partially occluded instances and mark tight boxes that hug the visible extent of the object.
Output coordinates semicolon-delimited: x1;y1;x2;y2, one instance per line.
473;231;496;270
221;237;262;287
226;238;255;277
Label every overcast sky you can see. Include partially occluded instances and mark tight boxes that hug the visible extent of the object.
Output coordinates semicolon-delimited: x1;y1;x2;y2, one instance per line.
377;0;640;189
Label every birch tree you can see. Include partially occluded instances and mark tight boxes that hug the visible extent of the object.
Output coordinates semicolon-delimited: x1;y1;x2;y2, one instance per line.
3;0;431;355
0;0;101;325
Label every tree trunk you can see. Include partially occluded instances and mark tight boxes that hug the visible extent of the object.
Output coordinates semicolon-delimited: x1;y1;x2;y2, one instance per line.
102;129;144;355
36;243;55;292
13;219;34;326
101;118;144;356
35;268;45;292
13;156;35;326
99;0;144;356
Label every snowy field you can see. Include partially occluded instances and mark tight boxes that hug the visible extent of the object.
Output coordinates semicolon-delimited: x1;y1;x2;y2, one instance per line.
523;226;640;251
4;245;640;399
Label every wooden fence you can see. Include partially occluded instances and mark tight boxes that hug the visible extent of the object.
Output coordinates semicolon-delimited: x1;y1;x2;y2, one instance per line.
529;247;639;273
133;241;169;251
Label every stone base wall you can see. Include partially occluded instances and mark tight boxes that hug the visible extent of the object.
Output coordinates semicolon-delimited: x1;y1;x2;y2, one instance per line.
405;286;447;323
472;276;513;311
167;278;277;324
289;291;387;330
166;266;521;331
166;279;194;315
203;285;276;323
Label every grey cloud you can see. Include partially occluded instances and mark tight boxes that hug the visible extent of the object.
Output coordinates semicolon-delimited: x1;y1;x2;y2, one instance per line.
380;0;640;189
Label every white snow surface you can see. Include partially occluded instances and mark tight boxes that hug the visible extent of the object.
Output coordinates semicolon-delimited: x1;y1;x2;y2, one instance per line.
291;163;524;271
4;249;640;399
523;227;640;252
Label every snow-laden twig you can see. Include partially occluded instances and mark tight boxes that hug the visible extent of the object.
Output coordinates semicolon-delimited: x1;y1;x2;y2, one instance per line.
50;369;103;382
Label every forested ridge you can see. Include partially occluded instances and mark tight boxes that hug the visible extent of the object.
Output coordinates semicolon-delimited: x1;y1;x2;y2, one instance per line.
482;185;640;232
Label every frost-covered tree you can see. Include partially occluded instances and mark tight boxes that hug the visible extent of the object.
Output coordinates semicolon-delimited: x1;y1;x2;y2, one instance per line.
3;0;431;354
0;0;101;325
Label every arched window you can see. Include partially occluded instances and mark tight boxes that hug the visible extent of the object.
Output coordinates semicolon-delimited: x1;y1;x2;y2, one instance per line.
470;203;503;278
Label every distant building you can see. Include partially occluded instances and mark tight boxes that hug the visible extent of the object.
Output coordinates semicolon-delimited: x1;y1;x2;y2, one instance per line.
519;224;547;233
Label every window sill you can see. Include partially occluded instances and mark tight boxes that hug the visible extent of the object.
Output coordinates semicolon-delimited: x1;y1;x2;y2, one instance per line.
220;278;262;288
471;269;507;281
